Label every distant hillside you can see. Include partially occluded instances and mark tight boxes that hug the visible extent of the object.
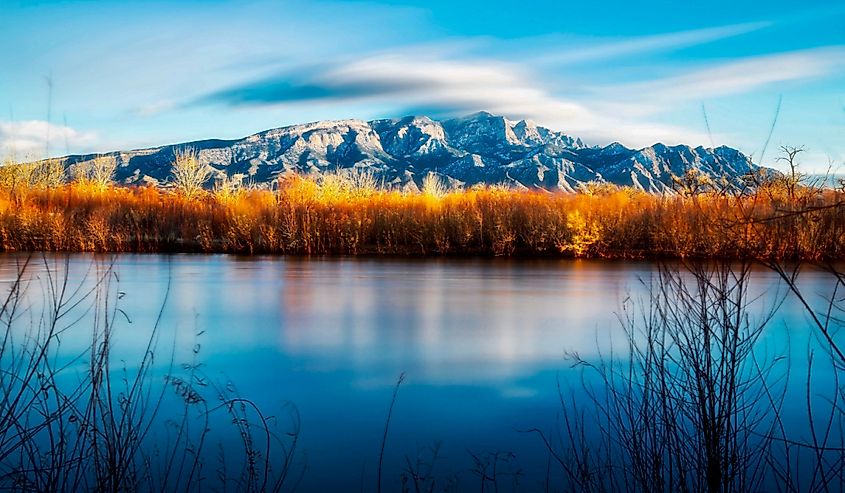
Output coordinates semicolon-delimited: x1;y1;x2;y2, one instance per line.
54;112;761;192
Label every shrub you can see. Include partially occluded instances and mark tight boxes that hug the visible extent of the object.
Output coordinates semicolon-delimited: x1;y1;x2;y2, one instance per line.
171;148;211;198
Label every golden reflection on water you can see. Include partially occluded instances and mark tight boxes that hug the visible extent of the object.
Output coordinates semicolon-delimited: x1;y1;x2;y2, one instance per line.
0;254;799;388
266;258;636;384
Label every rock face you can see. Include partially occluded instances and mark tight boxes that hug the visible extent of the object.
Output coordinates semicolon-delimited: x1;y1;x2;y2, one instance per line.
57;112;759;192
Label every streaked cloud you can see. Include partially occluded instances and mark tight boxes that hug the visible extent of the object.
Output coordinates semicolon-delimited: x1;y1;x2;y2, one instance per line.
604;46;845;107
530;21;771;66
198;42;845;148
201;55;611;136
3;0;843;166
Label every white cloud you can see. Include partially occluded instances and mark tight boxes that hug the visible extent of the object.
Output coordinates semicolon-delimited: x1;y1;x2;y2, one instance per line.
202;35;845;150
0;120;98;160
7;0;842;157
531;21;771;66
603;47;845;106
207;52;714;148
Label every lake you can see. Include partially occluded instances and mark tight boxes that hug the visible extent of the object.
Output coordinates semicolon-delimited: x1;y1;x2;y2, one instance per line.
0;254;838;491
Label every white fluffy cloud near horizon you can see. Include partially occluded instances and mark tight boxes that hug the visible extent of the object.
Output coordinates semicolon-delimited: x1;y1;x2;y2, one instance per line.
0;121;99;161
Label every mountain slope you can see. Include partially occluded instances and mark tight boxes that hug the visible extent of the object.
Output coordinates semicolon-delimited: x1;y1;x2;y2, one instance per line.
56;112;759;192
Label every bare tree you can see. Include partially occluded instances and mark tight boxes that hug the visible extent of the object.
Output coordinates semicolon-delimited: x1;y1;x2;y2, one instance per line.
0;158;65;193
776;145;806;204
172;148;211;198
74;154;117;190
33;158;66;189
671;167;715;197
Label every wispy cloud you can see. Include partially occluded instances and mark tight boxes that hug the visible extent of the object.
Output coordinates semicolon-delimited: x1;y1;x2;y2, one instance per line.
530;21;771;66
200;54;604;131
6;0;841;160
199;42;844;147
0;121;98;160
202;20;781;111
603;46;845;109
187;11;845;150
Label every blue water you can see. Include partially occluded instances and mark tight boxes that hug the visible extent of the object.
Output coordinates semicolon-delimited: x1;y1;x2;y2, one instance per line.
0;254;838;491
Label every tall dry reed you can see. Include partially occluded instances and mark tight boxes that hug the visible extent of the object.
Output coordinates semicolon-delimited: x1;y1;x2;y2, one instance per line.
0;171;843;259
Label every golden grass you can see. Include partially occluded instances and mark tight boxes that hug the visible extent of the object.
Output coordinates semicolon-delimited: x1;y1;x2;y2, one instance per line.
0;173;842;259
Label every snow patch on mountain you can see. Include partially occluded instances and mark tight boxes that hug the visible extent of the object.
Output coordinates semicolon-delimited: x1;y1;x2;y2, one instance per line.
54;112;759;193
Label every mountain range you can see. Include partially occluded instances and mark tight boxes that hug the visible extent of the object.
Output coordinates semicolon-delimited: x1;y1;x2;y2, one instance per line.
57;112;760;193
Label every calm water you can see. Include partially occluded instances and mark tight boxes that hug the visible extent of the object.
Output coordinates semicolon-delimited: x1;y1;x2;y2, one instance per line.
0;254;837;491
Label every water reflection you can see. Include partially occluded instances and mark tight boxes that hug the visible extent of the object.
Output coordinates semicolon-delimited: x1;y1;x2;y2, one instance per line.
0;254;835;491
267;259;637;386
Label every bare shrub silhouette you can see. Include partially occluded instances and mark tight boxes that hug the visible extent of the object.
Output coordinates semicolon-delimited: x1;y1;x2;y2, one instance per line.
528;262;786;492
171;148;211;199
0;255;302;492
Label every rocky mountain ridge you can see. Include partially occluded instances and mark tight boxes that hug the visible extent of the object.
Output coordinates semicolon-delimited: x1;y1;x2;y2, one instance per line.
56;112;759;193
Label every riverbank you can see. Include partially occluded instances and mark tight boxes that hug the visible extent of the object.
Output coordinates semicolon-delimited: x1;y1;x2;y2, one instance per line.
1;175;842;259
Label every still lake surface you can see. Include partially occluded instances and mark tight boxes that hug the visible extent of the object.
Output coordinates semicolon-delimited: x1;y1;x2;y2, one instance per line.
0;254;836;491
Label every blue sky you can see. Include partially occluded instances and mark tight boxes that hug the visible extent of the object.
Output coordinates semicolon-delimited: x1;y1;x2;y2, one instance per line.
1;0;844;171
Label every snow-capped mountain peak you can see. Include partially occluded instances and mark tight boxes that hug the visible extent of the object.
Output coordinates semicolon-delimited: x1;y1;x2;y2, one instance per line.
55;113;759;193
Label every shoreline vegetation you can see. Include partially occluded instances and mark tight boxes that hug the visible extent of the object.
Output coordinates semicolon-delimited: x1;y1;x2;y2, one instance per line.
2;151;845;490
1;150;843;259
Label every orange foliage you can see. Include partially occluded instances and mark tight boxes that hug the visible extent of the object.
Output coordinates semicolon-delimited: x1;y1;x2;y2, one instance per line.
0;177;843;259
